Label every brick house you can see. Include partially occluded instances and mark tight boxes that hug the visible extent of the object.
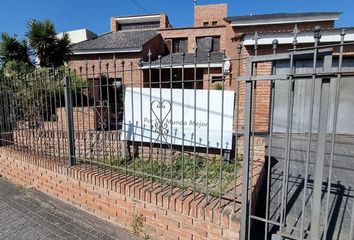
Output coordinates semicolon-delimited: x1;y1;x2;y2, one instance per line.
68;14;170;129
68;4;341;92
68;3;350;133
140;4;230;89
69;13;169;85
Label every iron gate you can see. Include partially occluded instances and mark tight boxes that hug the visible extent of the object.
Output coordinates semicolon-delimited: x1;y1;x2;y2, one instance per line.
240;27;354;239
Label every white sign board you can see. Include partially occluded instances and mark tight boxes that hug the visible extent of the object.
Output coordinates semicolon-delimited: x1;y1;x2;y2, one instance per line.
123;88;235;150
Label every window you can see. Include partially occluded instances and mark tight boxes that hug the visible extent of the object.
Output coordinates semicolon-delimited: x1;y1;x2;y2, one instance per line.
203;22;209;27
172;38;188;53
212;21;218;26
119;21;160;30
212;37;220;52
196;36;220;52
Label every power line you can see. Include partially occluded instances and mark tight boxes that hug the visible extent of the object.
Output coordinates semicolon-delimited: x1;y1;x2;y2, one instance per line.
130;0;150;13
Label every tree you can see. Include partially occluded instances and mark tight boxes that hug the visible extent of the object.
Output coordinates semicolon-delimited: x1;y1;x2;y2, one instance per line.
2;60;33;78
50;33;71;67
26;19;72;67
0;33;32;65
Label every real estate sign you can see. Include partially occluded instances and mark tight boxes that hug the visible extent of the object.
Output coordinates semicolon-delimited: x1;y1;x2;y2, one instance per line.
123;88;235;150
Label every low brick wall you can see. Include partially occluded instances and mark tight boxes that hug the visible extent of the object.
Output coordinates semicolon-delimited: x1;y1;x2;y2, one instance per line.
54;107;110;131
0;147;243;240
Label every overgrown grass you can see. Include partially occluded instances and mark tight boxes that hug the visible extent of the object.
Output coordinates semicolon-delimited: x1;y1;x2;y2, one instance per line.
83;153;242;197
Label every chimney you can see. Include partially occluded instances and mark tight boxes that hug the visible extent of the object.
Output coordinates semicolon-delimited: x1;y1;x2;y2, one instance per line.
160;13;171;29
110;17;119;32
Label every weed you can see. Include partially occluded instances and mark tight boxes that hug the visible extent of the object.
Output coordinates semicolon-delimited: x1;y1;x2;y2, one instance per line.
214;82;223;90
80;153;242;197
131;213;149;239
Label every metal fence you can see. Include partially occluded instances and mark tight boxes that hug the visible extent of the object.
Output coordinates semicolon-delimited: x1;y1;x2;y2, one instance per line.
0;50;247;213
240;27;354;240
1;26;354;239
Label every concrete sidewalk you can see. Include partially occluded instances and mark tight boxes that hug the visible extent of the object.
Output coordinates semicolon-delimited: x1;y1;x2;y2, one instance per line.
0;178;136;240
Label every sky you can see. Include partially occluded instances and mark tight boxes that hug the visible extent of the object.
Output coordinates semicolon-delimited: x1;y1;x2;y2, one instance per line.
0;0;353;39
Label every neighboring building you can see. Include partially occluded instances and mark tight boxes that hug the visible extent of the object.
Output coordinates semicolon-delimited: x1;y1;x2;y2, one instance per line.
57;29;97;44
141;4;230;89
69;13;168;88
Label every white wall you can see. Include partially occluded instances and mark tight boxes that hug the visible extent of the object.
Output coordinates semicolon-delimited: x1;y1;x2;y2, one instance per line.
56;29;97;45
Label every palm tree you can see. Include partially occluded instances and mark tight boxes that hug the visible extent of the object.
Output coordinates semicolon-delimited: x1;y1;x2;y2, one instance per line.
0;33;32;65
50;33;72;67
26;19;71;67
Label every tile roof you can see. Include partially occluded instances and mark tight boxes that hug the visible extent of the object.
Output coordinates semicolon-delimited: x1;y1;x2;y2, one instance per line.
225;12;341;22
141;52;225;67
71;29;158;52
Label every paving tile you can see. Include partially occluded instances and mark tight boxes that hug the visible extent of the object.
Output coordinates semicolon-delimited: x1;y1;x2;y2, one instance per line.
0;178;135;240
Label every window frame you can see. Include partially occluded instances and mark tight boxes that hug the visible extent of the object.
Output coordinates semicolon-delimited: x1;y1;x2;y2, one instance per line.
196;36;221;53
171;38;188;53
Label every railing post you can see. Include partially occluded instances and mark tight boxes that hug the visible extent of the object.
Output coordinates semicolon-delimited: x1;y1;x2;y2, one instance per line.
310;78;330;239
64;76;76;166
240;79;252;240
310;54;332;239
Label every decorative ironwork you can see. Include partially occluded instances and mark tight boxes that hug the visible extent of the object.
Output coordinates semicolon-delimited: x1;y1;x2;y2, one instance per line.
151;99;171;145
94;100;109;130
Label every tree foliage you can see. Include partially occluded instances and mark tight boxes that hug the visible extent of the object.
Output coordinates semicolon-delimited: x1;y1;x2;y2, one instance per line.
2;60;33;78
26;19;72;67
0;33;32;65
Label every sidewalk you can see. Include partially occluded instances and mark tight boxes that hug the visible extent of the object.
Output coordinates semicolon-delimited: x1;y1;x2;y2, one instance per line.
0;177;136;240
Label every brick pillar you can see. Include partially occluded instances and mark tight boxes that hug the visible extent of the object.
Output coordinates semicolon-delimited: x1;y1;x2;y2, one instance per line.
110;17;119;32
160;13;170;29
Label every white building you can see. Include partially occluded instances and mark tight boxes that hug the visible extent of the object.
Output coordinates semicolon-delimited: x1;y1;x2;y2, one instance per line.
56;29;97;45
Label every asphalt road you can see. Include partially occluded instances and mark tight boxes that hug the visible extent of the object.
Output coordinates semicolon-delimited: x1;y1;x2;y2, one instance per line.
0;178;136;240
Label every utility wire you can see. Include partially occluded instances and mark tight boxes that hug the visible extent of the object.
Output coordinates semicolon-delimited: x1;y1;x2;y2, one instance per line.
131;0;150;13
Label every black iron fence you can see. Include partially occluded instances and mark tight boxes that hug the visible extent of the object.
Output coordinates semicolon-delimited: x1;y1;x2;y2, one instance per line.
0;50;249;213
240;27;354;240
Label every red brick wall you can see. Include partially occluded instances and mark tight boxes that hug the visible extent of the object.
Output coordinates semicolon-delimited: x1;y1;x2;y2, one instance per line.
0;138;268;239
194;4;227;27
56;107;96;130
68;52;143;87
160;13;171;29
0;147;242;240
142;34;166;59
160;26;227;53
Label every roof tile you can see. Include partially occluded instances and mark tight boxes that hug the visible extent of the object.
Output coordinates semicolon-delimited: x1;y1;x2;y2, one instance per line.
71;29;158;51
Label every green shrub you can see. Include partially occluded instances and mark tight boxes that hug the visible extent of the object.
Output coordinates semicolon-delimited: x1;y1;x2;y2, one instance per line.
214;81;223;90
95;153;242;197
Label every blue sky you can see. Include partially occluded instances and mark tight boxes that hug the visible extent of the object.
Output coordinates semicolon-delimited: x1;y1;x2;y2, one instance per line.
1;0;353;39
